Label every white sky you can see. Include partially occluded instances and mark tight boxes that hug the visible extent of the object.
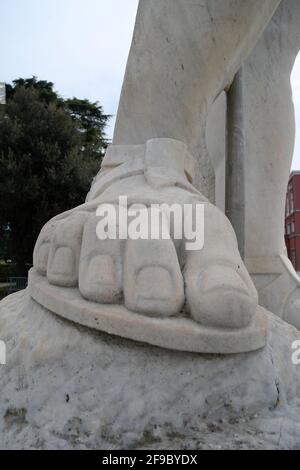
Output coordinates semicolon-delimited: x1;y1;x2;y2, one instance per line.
1;0;300;169
1;0;139;137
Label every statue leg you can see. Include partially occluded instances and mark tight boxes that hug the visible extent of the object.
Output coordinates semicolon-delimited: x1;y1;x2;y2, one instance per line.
243;0;300;328
114;0;280;151
113;0;280;200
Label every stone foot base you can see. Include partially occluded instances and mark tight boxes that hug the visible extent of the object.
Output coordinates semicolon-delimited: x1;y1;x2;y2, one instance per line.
28;269;267;354
0;291;300;449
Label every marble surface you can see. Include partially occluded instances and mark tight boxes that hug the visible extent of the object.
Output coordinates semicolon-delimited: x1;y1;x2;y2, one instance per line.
0;290;299;449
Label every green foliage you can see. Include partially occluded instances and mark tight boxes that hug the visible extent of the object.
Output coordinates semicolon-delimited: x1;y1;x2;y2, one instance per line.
0;77;110;275
65;98;109;157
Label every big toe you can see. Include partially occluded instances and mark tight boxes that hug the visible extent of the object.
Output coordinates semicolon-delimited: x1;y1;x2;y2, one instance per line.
186;265;257;329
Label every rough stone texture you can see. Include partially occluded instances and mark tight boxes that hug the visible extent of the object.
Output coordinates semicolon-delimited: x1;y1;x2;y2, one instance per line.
0;290;300;450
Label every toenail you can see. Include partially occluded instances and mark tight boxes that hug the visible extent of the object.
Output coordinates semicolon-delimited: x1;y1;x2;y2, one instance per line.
49;247;75;277
86;255;116;286
36;243;50;275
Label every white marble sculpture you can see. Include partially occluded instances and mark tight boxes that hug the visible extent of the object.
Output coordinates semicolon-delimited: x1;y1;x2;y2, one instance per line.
4;0;300;450
28;0;291;354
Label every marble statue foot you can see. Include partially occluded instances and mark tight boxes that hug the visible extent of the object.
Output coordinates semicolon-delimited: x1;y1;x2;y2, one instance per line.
247;254;300;330
30;138;267;353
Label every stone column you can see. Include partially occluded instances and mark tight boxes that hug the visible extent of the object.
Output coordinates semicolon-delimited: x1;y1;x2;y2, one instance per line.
0;83;5;105
225;69;245;259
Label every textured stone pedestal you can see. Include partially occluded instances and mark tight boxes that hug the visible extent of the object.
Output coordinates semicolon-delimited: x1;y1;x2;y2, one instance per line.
0;291;300;450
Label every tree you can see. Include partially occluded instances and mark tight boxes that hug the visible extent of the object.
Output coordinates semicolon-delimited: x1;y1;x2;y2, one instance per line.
65;98;108;158
0;78;110;275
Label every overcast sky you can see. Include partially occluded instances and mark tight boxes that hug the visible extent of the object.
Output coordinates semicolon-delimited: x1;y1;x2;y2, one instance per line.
1;0;300;169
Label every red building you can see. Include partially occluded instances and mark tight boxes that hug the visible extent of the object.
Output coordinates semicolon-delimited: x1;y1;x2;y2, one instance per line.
285;171;300;272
